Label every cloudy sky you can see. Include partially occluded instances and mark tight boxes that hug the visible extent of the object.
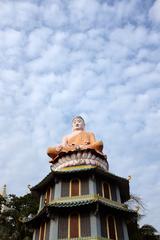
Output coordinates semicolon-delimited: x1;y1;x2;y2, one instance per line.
0;0;160;231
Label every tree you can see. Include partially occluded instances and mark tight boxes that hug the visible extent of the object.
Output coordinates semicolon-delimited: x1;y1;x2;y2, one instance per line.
0;193;38;240
139;224;159;240
126;194;160;240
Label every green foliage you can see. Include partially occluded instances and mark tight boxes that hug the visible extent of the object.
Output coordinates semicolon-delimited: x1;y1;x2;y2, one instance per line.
0;195;6;211
128;222;159;240
139;224;159;240
126;194;159;240
0;193;38;240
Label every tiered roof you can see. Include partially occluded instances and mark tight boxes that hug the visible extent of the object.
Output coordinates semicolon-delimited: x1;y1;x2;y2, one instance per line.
31;166;130;203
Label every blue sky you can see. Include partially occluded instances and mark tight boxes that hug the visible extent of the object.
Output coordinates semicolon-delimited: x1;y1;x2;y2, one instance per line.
0;0;160;231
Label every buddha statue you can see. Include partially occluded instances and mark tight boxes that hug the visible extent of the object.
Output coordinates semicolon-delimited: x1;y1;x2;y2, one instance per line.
47;116;103;162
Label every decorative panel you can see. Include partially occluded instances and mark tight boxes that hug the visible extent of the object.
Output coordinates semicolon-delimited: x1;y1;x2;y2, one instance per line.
81;178;89;195
61;180;69;197
58;215;68;239
81;213;91;237
100;215;107;238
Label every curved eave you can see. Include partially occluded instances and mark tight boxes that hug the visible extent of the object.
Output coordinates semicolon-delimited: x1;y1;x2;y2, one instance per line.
30;171;54;194
31;166;129;202
48;195;134;213
24;206;47;225
26;195;137;225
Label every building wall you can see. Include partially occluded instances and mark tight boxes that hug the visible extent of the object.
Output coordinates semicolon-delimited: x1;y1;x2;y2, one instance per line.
38;174;123;213
34;172;132;240
49;218;58;240
33;211;129;240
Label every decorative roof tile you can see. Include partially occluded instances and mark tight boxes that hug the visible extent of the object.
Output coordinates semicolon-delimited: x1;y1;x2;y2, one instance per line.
48;194;134;212
26;195;136;225
31;166;128;191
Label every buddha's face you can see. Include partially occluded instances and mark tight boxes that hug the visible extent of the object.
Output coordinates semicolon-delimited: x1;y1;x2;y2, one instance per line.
72;117;85;131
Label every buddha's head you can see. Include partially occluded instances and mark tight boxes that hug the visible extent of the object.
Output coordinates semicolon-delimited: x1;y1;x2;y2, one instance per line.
72;116;85;131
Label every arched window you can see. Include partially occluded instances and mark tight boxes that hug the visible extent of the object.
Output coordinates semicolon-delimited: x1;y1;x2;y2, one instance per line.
116;218;124;239
102;182;111;199
100;215;118;239
58;213;91;239
61;178;89;197
71;179;80;196
108;216;117;240
70;213;79;238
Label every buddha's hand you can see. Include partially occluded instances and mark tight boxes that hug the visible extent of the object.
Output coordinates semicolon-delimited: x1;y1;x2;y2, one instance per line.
75;145;81;150
75;144;87;150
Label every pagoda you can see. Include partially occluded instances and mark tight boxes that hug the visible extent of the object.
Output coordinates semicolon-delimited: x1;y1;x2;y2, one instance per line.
27;116;137;240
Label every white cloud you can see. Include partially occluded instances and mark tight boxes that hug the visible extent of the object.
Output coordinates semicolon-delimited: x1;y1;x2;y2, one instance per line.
26;27;53;58
0;29;23;48
41;2;67;28
149;0;160;23
0;2;39;30
0;0;160;232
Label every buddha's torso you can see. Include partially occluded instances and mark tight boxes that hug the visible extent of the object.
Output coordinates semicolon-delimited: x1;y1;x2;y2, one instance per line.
66;131;91;145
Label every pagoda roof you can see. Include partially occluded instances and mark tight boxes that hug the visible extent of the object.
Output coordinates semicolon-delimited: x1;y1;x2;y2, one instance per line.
31;166;130;202
25;194;137;226
48;194;133;212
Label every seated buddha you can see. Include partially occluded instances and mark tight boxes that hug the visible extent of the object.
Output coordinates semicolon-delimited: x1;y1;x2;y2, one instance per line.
47;116;103;162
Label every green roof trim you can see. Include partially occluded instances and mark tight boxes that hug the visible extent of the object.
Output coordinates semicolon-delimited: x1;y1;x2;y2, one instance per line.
30;166;130;203
31;166;128;191
48;194;134;213
25;194;136;225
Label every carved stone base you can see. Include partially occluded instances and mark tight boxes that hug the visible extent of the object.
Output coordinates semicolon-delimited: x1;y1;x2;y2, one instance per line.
51;150;109;171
